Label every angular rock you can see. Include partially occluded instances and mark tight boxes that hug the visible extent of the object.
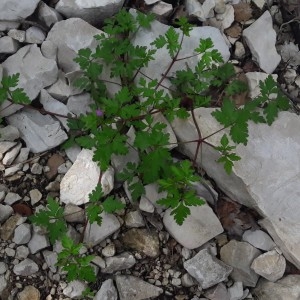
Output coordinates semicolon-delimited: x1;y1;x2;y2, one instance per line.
102;252;136;273
0;204;13;224
0;0;40;21
164;202;223;249
7;109;68;153
25;26;46;44
13;258;39;276
7;29;26;42
0;141;17;159
29;189;42;205
13;223;31;245
63;280;87;298
0;36;20;54
242;229;276;251
220;240;261;287
60;149;114;205
0;125;19;141
4;192;21;205
41;40;57;60
83;213;120;247
125;210;145;228
1;45;58;117
243;11;280;73
95;279;118;300
171;107;300;269
251;249;286;282
55;0;125;25
204;283;230;300
122;228;160;257
228;281;243;300
102;243;116;257
115;275;163;300
150;1;173;17
139;183;167;208
14;147;30;164
28;230;50;254
2;143;21;165
184;249;232;289
38;2;63;28
63;204;85;223
65;145;81;163
186;0;215;21
43;250;58;273
67;93;93;116
0;275;7;294
253;275;300;300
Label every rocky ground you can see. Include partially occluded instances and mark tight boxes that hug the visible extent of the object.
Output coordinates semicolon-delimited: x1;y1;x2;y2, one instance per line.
1;0;300;299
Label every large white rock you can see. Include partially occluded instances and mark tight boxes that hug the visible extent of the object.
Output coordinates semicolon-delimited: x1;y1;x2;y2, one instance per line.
55;0;125;25
163;201;223;249
6;108;68;153
171;108;300;268
0;0;39;21
243;11;280;73
60;149;114;205
1;45;58;117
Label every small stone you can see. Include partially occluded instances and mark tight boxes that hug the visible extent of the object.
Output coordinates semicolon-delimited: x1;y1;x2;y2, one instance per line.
63;204;85;223
13;223;31;244
94;279;118;300
62;280;87;298
25;26;46;44
2;143;21;165
17;285;40;300
29;189;42;205
234;41;245;58
242;229;276;251
31;163;43;174
228;281;243;300
7;29;26;42
4;192;21;205
0;214;22;240
102;252;136;273
0;204;14;223
13;258;39;276
171;278;181;286
45;153;65;180
16;246;29;259
92;256;106;269
181;273;197;287
125;211;145;228
204;283;230;300
0;36;20;54
102;243;116;257
28;230;50;254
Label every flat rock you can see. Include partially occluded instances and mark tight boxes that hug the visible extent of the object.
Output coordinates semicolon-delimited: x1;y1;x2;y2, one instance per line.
115;275;163;300
0;0;40;21
13;258;39;276
242;229;276;251
171;107;300;269
184;249;233;289
204;283;230;300
251;249;286;282
122;228;160;257
55;0;125;25
0;36;20;54
2;143;21;165
60;149;114;205
102;252;136;273
243;11;280;73
1;45;58;117
28;230;50;254
253;275;300;300
6;108;68;153
38;2;63;28
66;93;93;116
0;125;19;141
220;240;261;287
95;279;118;300
163;202;223;249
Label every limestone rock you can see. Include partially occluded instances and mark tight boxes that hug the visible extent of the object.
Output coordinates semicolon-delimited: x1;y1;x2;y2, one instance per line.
0;125;19;141
13;223;31;245
0;204;13;224
220;240;261;287
115;275;163;300
102;252;136;273
38;2;63;28
243;11;280;73
125;211;145;228
242;229;276;251
163;202;223;249
67;93;93;116
25;27;46;44
63;280;87;298
13;259;39;276
7;109;68;153
0;36;20;54
184;249;233;288
95;279;118;300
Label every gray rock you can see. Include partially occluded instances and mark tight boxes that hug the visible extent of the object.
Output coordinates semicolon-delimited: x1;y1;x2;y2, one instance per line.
228;281;243;300
38;2;63;28
63;280;87;298
163;202;223;249
4;163;23;177
63;204;85;223
17;286;40;300
29;189;42;205
1;45;58;117
13;223;31;245
186;0;215;21
204;283;230;300
41;40;57;60
0;36;20;54
83;213;120;247
95;279;118;300
139;183;167;208
253;275;300;300
31;163;43;174
181;273;197;287
125;211;145;228
28;230;50;254
251;249;286;282
55;0;125;25
139;197;155;213
0;204;13;224
102;252;136;273
242;229;276;251
25;26;46;44
150;1;173;17
184;249;232;289
243;11;280;73
43;250;58;273
4;192;21;205
16;245;29;259
7;108;68;153
102;243;116;257
14;147;30;163
0;214;22;240
220;240;261;287
0;141;17;159
115;275;163;300
67;93;93;116
0;262;7;275
0;125;19;141
0;275;7;294
7;29;26;42
0;0;40;21
13;258;39;276
65;145;81;163
2;143;21;165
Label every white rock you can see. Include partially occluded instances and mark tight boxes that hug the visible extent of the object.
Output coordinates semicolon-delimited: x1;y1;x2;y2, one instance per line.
245;72;278;99
29;189;42;205
204;283;230;300
251;249;286;282
139;183;167;208
14;147;30;163
15;245;29;259
102;243;116;257
4;192;21;205
163;201;223;249
65;145;81;163
39;89;74;130
145;0;160;4
115;275;163;300
41;40;57;60
139;196;155;213
0;141;17;158
0;204;13;223
0;125;19;141
216;4;234;29
242;229;276;251
55;0;125;25
280;42;300;67
2;142;21;165
13;259;39;276
6;108;68;153
184;248;233;288
63;204;85;223
252;0;266;9
0;275;7;294
38;2;63;28
63;280;87;298
0;0;40;21
0;36;20;54
7;29;25;42
283;68;297;84
43;250;58;273
13;223;31;245
186;0;216;21
0;21;19;31
25;26;46;44
150;1;173;17
243;11;280;73
28;230;50;254
84;213;120;247
95;279;118;300
4;163;22;177
1;45;58;117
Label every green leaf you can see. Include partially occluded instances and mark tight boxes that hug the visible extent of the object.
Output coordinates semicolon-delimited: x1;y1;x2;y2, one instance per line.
75;135;94;149
89;185;104;202
212;98;237;127
102;196;125;213
171;202;190;225
1;74;19;89
86;203;103;225
136;11;155;28
195;38;213;53
230;121;248;145
175;17;193;36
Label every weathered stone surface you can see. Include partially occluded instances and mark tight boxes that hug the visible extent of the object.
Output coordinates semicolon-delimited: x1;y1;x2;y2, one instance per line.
242;229;276;251
0;0;40;21
2;143;21;165
0;125;19;141
55;0;125;25
7;109;68;153
28;230;50;254
63;204;85;223
1;45;58;117
0;214;22;240
0;204;13;224
38;2;63;28
17;285;40;300
83;213;120;247
243;11;280;73
251;249;286;282
13;259;39;276
164;202;223;249
102;252;136;273
253;275;300;300
204;283;230;300
220;240;261;287
63;280;87;298
13;223;31;245
0;36;20;54
67;93;93;116
122;228;160;257
125;211;145;228
60;149;114;205
115;275;163;300
184;249;232;289
171;107;300;269
186;0;215;21
95;279;118;300
25;26;46;44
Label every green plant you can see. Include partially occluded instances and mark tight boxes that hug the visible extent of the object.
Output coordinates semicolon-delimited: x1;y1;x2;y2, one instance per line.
1;8;290;293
